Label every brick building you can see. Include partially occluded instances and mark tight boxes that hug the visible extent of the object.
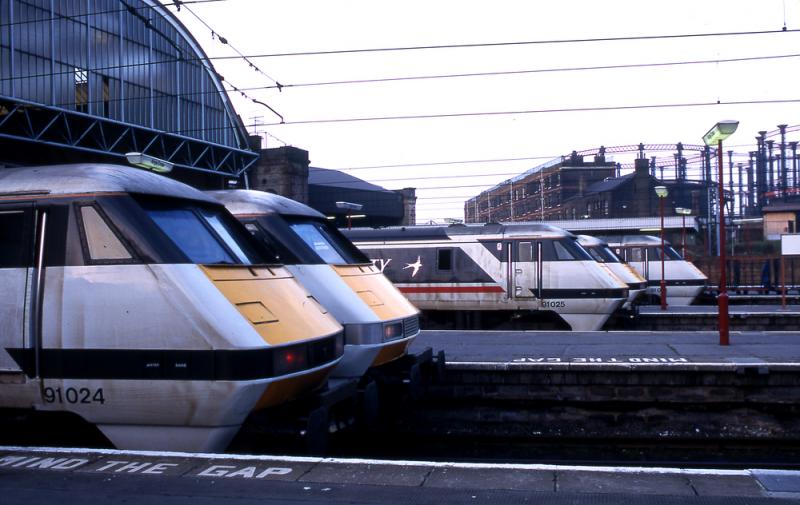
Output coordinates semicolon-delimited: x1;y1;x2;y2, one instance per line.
467;155;712;224
465;153;616;223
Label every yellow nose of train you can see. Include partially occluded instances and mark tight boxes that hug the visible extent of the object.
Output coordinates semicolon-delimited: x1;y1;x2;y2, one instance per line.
201;264;344;409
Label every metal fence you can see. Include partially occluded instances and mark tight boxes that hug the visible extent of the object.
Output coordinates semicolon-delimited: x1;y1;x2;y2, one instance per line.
692;255;800;294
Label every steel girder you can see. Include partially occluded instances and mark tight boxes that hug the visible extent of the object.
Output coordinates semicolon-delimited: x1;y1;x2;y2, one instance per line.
0;96;258;176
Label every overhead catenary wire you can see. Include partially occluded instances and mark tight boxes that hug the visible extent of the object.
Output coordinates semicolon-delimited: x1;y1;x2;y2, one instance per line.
257;53;800;90
208;28;800;60
261;98;800;126
174;2;284;90
168;1;285;121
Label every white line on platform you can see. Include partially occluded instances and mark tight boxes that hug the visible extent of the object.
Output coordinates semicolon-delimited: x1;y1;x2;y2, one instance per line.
0;445;768;476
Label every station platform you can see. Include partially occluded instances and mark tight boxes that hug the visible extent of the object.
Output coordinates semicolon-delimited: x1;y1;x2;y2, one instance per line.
2;446;800;504
632;304;800;331
411;329;800;368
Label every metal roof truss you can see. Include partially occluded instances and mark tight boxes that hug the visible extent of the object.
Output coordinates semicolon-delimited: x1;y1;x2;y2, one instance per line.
0;97;258;176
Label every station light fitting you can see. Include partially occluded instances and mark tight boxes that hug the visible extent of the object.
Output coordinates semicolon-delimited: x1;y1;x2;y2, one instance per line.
702;120;739;146
125;152;173;173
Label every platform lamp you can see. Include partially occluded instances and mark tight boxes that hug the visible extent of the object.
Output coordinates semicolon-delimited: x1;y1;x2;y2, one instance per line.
703;120;739;346
336;201;364;229
125;152;173;173
654;185;669;310
675;207;692;259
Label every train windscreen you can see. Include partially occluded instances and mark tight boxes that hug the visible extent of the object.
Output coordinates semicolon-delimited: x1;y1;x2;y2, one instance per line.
646;246;683;261
145;202;264;265
288;219;369;265
545;239;594;261
587;245;622;263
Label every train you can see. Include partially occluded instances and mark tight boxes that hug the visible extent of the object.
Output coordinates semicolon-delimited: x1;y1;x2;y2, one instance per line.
207;189;420;378
344;223;628;331
576;235;648;309
0;164;345;452
601;235;708;306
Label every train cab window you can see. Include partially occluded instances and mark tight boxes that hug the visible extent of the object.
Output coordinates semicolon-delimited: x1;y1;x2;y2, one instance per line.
544;239;594;261
665;245;683;260
243;223;286;263
0;210;32;268
587;246;621;263
437;248;453;271
287;219;369;265
629;247;646;262
290;222;347;264
144;203;263;265
198;208;254;263
645;246;681;261
78;205;132;261
518;242;534;262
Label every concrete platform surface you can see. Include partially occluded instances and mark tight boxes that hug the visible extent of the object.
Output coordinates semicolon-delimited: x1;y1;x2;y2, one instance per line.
1;447;799;504
411;330;800;369
638;304;800;315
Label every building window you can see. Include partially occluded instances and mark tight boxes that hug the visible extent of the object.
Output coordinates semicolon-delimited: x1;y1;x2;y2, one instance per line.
102;75;110;118
75;68;88;113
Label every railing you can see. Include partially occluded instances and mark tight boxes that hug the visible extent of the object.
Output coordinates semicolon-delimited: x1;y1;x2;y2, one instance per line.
691;255;800;294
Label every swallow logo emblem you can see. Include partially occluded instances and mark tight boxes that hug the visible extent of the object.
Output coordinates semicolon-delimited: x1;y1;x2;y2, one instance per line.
403;256;423;277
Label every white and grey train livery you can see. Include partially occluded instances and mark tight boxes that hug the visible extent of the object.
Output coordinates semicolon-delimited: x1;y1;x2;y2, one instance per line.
345;223;628;331
602;234;708;306
576;235;648;309
0;164;345;452
208;189;420;379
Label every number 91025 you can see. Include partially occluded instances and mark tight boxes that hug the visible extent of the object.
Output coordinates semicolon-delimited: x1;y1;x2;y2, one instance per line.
43;387;105;404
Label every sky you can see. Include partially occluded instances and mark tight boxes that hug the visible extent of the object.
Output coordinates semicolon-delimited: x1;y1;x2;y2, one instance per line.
169;0;800;223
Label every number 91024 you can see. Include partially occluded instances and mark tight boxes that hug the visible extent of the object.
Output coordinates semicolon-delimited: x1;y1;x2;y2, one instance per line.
43;387;105;404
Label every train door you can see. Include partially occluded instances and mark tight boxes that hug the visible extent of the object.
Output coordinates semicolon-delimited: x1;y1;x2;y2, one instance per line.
511;240;541;299
0;205;35;374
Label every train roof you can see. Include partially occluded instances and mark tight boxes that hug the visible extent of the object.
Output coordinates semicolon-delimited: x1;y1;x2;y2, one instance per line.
599;234;673;247
575;234;609;247
0;164;216;204
206;189;325;219
346;222;574;241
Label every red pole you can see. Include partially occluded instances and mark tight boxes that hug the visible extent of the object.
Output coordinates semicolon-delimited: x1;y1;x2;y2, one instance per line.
717;139;730;345
660;195;667;310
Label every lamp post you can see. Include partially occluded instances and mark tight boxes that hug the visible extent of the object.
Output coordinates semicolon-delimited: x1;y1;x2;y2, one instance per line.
703;120;739;346
654;185;669;310
675;207;692;259
336;201;363;229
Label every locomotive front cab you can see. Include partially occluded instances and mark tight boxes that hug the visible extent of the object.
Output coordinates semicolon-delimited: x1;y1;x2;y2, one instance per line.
577;235;648;307
209;190;420;378
0;165;343;452
611;235;708;306
503;230;628;331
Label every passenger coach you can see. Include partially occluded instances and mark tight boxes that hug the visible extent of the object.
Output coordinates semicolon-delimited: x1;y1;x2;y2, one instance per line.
0;164;344;452
345;223;627;331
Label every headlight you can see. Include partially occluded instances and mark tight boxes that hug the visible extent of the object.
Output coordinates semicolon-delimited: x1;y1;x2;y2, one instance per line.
383;322;403;341
273;347;307;376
